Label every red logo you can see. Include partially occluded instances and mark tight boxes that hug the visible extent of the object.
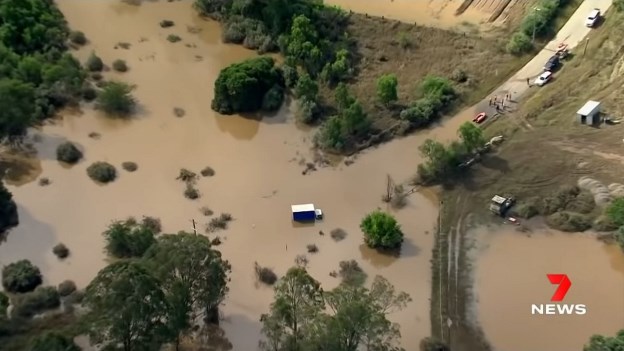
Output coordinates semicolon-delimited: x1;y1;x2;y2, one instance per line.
547;274;572;301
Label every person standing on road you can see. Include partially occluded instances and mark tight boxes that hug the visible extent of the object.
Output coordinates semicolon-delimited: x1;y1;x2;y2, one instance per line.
526;78;530;86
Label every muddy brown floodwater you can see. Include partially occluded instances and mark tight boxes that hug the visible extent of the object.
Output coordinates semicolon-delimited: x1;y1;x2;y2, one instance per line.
473;225;624;351
0;1;440;350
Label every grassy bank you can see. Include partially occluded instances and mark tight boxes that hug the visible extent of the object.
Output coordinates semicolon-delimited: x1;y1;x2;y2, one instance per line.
430;5;624;351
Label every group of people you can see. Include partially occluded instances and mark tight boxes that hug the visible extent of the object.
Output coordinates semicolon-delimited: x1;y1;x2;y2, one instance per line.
488;93;512;111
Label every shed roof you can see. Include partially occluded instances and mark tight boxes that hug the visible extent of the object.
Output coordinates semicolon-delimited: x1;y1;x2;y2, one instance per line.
577;100;601;116
291;204;315;212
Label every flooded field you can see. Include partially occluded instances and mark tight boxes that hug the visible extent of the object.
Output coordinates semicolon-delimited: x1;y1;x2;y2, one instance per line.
324;0;520;28
0;0;440;349
473;225;624;351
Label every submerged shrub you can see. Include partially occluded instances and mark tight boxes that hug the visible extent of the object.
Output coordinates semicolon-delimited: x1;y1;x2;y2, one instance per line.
254;262;277;285
184;184;200;199
52;243;70;259
338;260;367;286
2;260;42;293
95;81;136;116
86;162;117;183
160;19;175;28
167;34;181;43
56;142;83;164
57;280;77;297
121;161;138;172
103;218;156;258
85;52;104;72
200;166;215;177
112;59;128;72
11;286;60;318
69;31;87;45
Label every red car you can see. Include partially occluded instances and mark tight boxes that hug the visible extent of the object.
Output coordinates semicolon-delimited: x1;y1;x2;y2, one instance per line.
473;112;487;124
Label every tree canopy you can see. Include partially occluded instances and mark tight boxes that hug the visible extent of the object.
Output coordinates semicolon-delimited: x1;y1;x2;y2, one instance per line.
142;232;231;348
84;261;169;351
458;122;486;153
211;56;284;114
2;259;42;293
0;0;88;139
607;198;624;227
0;180;18;232
102;218;156;258
377;74;398;106
360;210;404;250
260;268;411;351
584;329;624;351
95;81;136;116
29;331;80;351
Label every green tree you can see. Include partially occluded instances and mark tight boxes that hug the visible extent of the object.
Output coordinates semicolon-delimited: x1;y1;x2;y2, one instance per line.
615;0;624;12
506;32;533;55
142;233;232;350
211;56;283;114
607;198;624;227
316;115;344;151
307;275;411;351
260;267;324;351
294;73;318;101
458;121;486;153
0;78;36;137
334;82;354;111
377;74;398;106
420;75;455;102
341;101;370;137
360;210;404;250
616;226;624;250
30;332;80;351
0;180;18;232
103;218;156;258
322;49;351;83
2;259;42;293
584;329;624;351
96;81;136;116
285;15;324;75
0;0;68;55
84;261;169;351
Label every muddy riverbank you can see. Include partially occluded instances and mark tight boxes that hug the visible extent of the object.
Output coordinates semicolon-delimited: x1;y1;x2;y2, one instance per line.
0;1;440;349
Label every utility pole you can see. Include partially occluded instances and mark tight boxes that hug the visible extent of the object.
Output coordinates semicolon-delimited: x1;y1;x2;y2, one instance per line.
532;7;541;43
191;219;197;235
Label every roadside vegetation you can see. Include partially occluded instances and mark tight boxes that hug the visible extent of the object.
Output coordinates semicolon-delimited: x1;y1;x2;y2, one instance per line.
0;180;18;232
507;0;573;54
196;0;527;155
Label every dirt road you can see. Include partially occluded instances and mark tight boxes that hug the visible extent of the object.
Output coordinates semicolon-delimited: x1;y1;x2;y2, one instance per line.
490;0;613;104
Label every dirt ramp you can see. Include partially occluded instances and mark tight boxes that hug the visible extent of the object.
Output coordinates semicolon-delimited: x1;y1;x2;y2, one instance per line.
456;0;519;22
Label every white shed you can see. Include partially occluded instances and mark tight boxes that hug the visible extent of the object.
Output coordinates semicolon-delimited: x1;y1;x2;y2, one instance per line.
577;100;601;125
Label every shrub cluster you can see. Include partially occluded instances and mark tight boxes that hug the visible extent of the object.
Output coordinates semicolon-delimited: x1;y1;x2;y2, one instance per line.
211;56;284;114
2;260;42;293
399;76;456;129
507;0;570;55
87;162;117;183
103;218;157;258
56;141;83;164
11;286;60;318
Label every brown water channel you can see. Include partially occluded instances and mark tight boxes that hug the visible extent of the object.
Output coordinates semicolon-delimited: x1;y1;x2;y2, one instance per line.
473;225;624;351
0;1;439;349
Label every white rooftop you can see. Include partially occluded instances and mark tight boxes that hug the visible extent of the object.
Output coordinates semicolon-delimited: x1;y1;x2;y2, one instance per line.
291;204;315;212
577;100;601;116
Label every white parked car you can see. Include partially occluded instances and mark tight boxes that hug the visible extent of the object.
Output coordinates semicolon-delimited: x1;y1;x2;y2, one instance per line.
586;8;600;27
534;71;553;87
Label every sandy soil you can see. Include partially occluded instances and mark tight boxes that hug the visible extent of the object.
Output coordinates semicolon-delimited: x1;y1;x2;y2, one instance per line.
324;0;526;28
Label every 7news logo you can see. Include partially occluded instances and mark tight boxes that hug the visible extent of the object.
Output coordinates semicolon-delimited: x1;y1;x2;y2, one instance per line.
531;274;587;315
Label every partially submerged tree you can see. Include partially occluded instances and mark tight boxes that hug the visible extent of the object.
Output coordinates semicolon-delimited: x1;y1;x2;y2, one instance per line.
458;121;486;153
0;180;18;232
2;259;42;293
584;329;624;351
260;267;323;351
95;81;136;116
360;210;404;250
84;261;169;351
142;232;231;348
30;332;81;351
211;56;284;114
102;218;156;258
